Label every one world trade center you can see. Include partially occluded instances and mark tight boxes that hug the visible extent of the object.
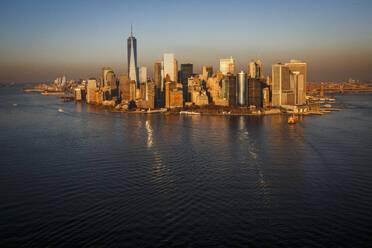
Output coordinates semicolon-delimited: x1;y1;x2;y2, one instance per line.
127;25;139;87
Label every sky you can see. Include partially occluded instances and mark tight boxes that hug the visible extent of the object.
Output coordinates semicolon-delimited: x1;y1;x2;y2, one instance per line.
0;0;371;83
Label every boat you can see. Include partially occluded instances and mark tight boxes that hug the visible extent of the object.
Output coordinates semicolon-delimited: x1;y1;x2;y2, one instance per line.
58;108;64;113
288;115;297;124
180;111;201;115
42;91;66;96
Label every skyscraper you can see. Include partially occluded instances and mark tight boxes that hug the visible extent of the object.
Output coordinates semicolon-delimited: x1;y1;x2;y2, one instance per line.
249;60;256;78
180;64;193;102
119;74;130;102
286;60;306;105
139;67;147;84
174;58;178;83
249;59;263;79
220;57;235;75
272;63;289;106
127;25;139;87
163;53;176;82
221;75;237;106
272;60;307;106
237;71;247;105
256;59;263;80
102;67;114;88
247;78;263;108
154;61;162;89
180;64;193;85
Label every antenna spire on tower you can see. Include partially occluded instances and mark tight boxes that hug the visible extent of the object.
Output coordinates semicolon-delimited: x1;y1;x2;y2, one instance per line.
131;24;133;37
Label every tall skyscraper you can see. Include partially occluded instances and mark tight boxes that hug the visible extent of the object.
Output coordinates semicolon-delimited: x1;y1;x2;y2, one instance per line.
180;64;193;85
139;67;147;84
247;78;263;108
220;57;235;75
221;75;237;106
118;74;130;102
180;64;193;102
286;60;306;105
256;59;263;80
249;60;256;78
102;67;114;88
174;58;178;83
237;71;247;105
272;63;288;106
87;78;97;104
127;25;139;87
163;53;176;82
272;60;306;106
154;61;162;89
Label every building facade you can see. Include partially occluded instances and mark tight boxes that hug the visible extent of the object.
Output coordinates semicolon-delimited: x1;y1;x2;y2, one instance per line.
163;53;176;82
237;71;247;105
127;26;139;87
220;57;235;75
272;60;307;106
139;67;147;84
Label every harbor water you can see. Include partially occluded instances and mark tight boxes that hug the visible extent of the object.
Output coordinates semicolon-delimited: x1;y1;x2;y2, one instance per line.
1;85;372;246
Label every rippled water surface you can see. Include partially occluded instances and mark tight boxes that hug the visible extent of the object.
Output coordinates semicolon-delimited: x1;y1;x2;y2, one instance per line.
1;86;372;247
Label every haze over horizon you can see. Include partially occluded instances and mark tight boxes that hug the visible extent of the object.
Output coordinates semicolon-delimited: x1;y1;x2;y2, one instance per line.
1;0;371;83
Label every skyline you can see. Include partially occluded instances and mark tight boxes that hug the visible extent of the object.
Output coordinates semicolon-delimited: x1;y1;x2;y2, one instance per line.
1;0;372;83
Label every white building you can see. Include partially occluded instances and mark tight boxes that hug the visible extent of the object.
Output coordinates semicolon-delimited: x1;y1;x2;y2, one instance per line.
139;66;147;84
219;57;235;75
249;60;256;78
163;53;175;82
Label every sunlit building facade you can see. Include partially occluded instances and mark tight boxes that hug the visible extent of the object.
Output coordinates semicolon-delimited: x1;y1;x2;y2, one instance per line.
127;26;139;87
220;57;235;75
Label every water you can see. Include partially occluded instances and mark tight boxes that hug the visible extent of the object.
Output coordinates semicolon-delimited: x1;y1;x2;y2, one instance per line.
1;85;372;247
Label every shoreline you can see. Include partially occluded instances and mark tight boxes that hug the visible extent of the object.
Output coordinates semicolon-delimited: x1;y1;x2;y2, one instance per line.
23;87;364;117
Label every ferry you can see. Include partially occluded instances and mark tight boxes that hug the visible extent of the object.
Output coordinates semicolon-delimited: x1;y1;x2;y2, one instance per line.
288;115;297;124
180;111;201;115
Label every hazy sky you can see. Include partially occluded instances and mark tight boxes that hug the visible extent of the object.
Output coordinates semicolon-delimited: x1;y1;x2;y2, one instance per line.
1;0;371;83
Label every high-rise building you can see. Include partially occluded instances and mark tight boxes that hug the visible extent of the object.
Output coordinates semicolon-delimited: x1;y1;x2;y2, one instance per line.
180;64;193;102
154;61;162;89
106;71;116;89
221;75;237;106
61;74;67;87
174;58;178;83
139;67;147;84
180;64;193;85
272;60;307;106
102;67;113;88
227;75;237;106
127;25;139;87
87;78;97;104
130;80;136;101
163;53;176;82
272;63;288;106
220;57;235;75
256;59;263;80
202;66;213;82
237;71;247;105
286;60;306;105
119;74;130;102
247;78;263;108
249;59;264;79
249;60;256;78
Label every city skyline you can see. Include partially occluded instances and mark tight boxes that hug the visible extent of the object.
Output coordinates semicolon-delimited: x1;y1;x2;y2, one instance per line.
1;0;371;83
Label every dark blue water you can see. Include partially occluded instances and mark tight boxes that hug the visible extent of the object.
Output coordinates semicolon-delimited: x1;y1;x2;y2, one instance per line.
1;85;372;247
